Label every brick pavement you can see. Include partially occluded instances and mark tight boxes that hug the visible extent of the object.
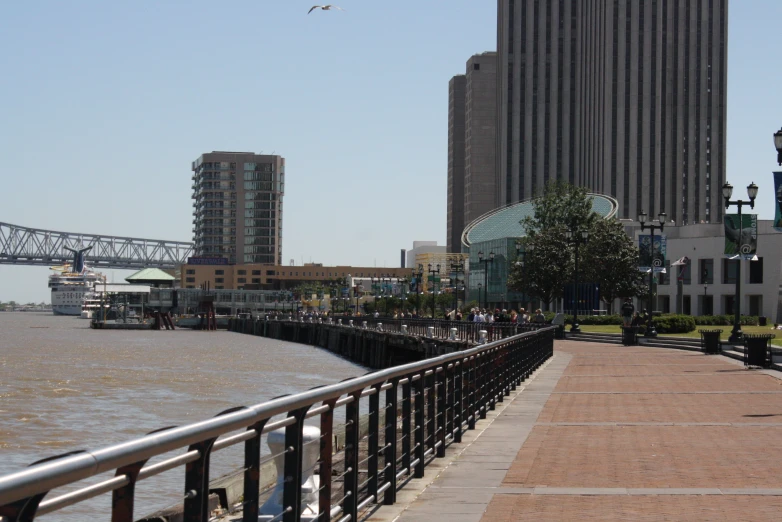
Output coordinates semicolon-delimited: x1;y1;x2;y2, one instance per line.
375;341;782;521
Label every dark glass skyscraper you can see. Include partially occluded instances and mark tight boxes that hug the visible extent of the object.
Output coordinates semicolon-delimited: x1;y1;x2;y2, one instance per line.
496;0;728;224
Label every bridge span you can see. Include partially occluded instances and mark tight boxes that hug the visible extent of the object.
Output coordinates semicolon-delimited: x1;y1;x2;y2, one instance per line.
0;221;193;270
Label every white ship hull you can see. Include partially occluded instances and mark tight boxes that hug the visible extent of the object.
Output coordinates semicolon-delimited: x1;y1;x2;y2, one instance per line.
49;268;104;316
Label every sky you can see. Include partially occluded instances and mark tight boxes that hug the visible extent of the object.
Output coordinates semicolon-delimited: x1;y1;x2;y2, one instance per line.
1;0;781;303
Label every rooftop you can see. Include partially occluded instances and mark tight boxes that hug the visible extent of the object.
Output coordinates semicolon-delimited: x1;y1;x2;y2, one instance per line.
125;268;176;282
461;193;619;247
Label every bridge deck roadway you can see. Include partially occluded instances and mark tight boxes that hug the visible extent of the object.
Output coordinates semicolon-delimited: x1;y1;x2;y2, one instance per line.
368;340;782;522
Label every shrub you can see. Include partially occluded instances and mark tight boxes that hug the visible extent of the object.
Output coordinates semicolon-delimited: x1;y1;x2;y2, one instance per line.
654;314;696;334
693;315;758;326
562;314;623;325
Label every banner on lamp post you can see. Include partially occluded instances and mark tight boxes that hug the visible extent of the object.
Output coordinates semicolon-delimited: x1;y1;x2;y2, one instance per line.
724;213;757;259
638;234;667;273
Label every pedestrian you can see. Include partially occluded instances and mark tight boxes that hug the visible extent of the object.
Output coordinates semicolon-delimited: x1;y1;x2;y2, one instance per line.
621;298;635;326
531;309;546;323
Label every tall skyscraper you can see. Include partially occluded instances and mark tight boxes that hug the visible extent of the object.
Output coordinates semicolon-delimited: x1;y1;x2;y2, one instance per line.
447;52;498;253
496;0;728;224
191;152;285;265
447;75;466;253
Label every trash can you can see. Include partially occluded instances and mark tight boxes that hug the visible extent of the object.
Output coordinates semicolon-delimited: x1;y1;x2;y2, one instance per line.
759;316;768;327
621;326;639;346
744;334;775;368
698;329;723;355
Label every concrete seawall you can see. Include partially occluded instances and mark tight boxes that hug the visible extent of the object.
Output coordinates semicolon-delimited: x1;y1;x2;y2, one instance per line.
229;318;472;369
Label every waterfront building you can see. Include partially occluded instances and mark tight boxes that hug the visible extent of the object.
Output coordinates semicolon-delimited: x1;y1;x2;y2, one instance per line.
496;0;728;224
404;241;446;269
180;263;410;292
460;194;619;310
191;152;285;265
447;52;498;253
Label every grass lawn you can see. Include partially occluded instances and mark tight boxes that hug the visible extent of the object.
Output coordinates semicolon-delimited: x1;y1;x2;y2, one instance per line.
579;324;782;347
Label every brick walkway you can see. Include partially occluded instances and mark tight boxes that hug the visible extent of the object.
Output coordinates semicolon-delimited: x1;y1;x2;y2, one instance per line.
376;341;782;521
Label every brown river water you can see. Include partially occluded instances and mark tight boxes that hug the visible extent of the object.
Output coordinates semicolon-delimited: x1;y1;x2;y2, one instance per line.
0;313;367;520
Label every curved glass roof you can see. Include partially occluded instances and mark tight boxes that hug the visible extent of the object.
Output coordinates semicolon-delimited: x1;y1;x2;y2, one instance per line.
462;193;619;247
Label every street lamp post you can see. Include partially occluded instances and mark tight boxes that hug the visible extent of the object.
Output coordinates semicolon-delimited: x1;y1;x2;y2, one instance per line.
478;283;483;311
514;241;533;310
477;251;495;310
565;229;589;333
722;181;758;343
638;210;667;337
412;265;424;316
774;127;782;166
427;263;440;318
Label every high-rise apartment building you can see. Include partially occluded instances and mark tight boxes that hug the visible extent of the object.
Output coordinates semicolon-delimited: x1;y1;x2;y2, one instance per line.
447;52;498;253
191;152;284;265
496;0;728;224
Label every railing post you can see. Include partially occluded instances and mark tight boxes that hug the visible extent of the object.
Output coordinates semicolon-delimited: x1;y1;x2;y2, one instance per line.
242;419;269;522
425;372;436;457
445;361;456;443
401;376;412;474
467;355;477;429
436;366;447;458
453;359;464;442
343;391;362;522
384;379;399;504
414;372;426;478
185;407;243;522
367;384;382;506
317;399;338;522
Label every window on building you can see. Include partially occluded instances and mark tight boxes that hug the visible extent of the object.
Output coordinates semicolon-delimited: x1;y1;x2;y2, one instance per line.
699;259;714;284
215;286;224;290
238;278;246;283
215;278;224;283
749;257;763;284
266;270;275;276
700;295;714;316
749;295;762;316
215;269;224;275
252;278;261;284
722;259;737;284
186;269;195;275
237;270;246;275
186;277;195;283
473;63;480;70
681;263;691;285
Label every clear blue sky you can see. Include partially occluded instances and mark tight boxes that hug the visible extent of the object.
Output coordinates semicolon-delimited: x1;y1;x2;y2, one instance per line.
1;1;781;303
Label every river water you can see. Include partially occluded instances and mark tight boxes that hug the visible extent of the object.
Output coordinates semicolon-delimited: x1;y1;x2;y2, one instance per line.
0;312;367;520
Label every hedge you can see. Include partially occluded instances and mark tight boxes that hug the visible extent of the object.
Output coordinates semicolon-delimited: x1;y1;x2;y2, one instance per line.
654;314;697;334
693;315;759;326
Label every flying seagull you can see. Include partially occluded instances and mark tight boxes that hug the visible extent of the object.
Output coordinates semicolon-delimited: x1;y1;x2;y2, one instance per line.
308;5;345;14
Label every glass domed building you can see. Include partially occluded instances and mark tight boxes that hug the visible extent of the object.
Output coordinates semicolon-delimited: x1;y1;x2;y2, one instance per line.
460;194;619;310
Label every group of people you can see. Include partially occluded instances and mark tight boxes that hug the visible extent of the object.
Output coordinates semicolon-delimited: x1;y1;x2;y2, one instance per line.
621;298;650;327
458;307;547;324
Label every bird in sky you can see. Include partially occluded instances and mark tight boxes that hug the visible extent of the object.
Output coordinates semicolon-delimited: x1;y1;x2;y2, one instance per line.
308;5;345;15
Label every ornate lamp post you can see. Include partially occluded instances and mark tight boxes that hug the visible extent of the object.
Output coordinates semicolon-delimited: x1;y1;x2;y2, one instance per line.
427;263;440;318
638;210;666;337
478;251;494;310
514;241;533;309
478;283;483;310
564;228;589;333
774;127;782;166
722;181;759;343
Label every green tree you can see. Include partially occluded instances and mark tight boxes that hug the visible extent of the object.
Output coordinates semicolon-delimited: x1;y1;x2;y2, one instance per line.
581;218;648;313
509;181;645;311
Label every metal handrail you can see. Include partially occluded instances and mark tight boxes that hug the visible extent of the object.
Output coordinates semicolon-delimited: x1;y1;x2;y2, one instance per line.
0;326;555;522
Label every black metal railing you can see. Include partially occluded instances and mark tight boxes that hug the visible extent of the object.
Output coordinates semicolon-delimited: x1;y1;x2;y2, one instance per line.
263;316;548;344
0;327;555;522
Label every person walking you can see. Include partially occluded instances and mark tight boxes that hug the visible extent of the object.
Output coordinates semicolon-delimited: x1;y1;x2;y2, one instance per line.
621;298;635;327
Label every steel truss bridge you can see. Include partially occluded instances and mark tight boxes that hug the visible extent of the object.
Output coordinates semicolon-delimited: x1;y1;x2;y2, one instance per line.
0;221;193;270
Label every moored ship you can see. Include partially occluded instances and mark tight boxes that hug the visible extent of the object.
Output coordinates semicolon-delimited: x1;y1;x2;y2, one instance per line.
48;247;106;316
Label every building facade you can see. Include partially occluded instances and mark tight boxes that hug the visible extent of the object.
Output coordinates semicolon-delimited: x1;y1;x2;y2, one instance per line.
191;152;285;265
447;52;498;253
640;222;782;322
496;0;728;224
447;75;466;253
181;263;410;292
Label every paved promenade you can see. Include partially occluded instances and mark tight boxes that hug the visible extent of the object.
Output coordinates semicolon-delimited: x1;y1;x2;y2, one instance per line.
370;340;782;521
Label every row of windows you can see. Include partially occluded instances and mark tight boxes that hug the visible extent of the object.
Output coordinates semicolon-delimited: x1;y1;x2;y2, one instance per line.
244;201;276;210
243;171;275;182
659;258;763;285
244;192;278;201
244;219;274;228
244;210;276;219
244;228;276;237
244;163;274;172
